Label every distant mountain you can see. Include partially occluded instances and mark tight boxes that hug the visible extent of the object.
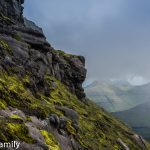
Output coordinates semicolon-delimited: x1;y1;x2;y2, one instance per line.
85;81;150;112
114;101;150;127
113;101;150;140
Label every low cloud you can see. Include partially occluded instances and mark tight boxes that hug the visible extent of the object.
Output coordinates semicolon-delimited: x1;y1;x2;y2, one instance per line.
127;75;149;86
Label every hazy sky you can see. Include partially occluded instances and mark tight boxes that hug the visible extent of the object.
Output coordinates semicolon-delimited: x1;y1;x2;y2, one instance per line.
24;0;150;85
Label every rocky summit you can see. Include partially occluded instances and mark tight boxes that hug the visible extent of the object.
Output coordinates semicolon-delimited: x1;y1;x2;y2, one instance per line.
0;0;150;150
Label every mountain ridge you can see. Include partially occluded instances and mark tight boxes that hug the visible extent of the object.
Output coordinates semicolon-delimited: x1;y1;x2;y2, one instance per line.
85;80;150;112
113;101;150;140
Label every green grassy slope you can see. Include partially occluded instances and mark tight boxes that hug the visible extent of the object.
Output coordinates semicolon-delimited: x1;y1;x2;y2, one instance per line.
0;70;149;149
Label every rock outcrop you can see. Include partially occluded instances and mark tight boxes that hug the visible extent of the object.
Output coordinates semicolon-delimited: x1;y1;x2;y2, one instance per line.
0;1;150;150
0;0;86;100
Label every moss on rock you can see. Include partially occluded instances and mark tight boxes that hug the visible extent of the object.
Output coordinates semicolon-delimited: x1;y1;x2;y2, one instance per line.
0;70;149;149
0;40;13;55
0;121;34;143
10;114;23;121
0;99;7;109
41;130;61;150
12;33;23;42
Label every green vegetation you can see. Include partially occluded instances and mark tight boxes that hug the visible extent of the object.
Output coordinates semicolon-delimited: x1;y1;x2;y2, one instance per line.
66;119;77;135
0;40;13;55
0;99;7;109
10;114;23;121
12;33;23;42
41;130;60;150
0;70;149;149
0;121;34;143
43;75;150;149
55;50;72;57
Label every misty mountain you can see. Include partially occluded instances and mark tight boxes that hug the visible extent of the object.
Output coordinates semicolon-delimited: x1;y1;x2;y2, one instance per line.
114;101;150;127
85;81;150;112
113;101;150;140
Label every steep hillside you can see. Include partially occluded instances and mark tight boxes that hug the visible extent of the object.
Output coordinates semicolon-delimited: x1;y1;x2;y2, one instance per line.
0;0;150;149
114;101;150;140
85;81;150;112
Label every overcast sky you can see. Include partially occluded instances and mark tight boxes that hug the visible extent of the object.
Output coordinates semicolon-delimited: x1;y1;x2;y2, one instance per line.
24;0;150;85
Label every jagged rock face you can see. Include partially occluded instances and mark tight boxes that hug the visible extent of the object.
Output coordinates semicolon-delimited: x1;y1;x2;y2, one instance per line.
0;0;24;24
0;25;86;99
0;0;86;100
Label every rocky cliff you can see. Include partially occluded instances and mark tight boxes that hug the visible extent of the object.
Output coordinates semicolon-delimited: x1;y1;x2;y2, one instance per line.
0;0;86;100
0;0;150;150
